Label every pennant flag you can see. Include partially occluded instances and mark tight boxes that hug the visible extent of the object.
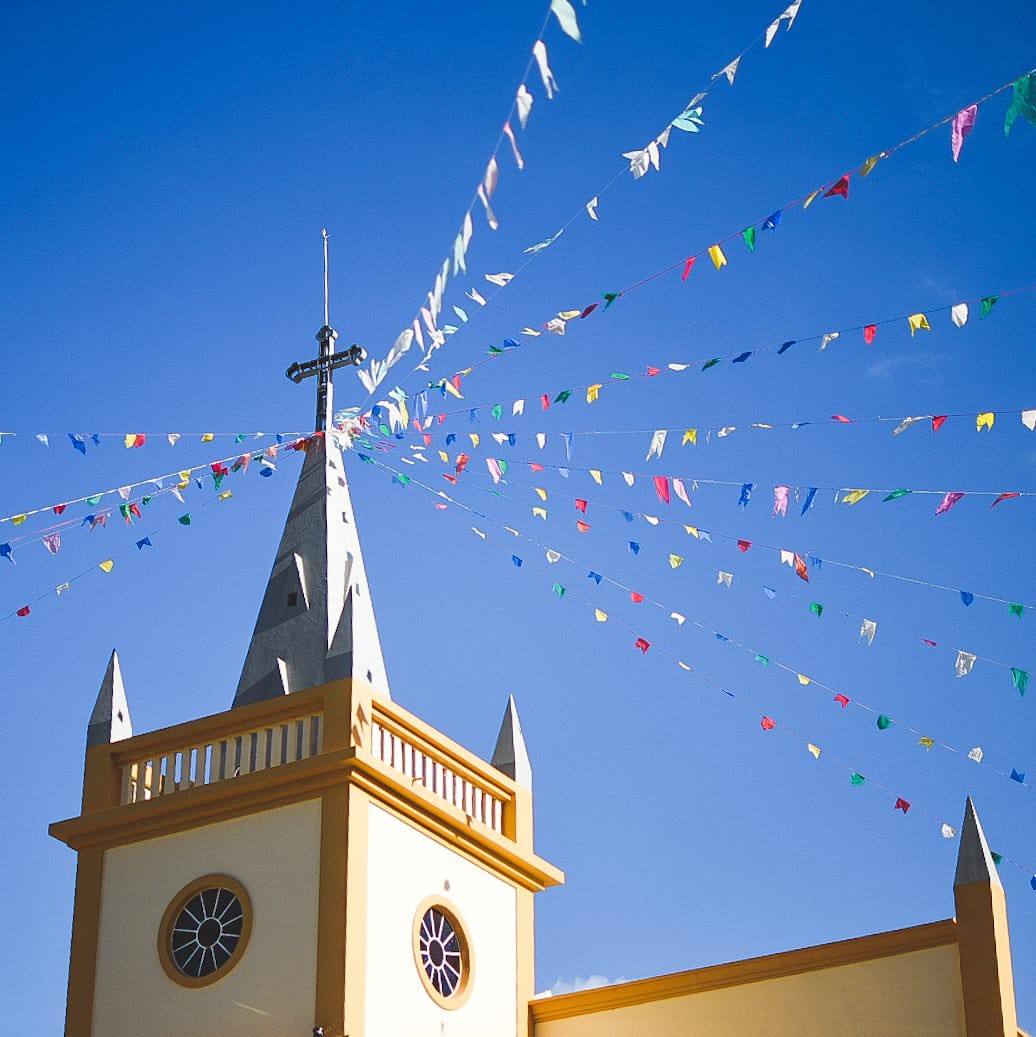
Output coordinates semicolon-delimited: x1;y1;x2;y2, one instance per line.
841;489;870;506
877;714;892;730
737;540;752;553
741;226;756;253
894;798;911;814
16;605;30;617
777;339;796;355
990;492;1020;508
590;469;603;485
576;520;590;533
552;582;565;598
860;618;877;645
883;488;911;501
991;853;1003;867
969;746;984;763
634;637;650;654
979;296;998;319
653;476;671;505
546;549;561;564
849;772;865;786
1010;768;1026;784
646;429;667;460
976;411;995;431
532;507;547;520
935;491;964;515
918;736;935;751
670;611;686;625
760;716;776;731
807;744;821;760
682;429;698;447
955;650;977;677
136;536;152;550
588;571;602;585
628;542;640;556
863;324;877;344
950;302;969;328
738;483;753;509
672;104;704;133
708;244;727;270
1023;410;1036;431
825;175;849;199
717;571;733;587
810;601;824;617
68;433;87;455
951;104;978;161
762;210;782;231
755;654;769;667
794;554;809;582
908;313;931;336
681;257;696;281
1004;73;1036;136
942;824;956;839
834;694;850;709
932;415;948;432
630;591;644;603
673;478;691;506
1011;668;1028;696
178;513;192;526
1009;602;1024;618
42;533;61;555
772;485;790;517
124;433;146;448
763;586;777;599
800;487;818;516
669;554;683;569
716;56;740;86
99;559;114;573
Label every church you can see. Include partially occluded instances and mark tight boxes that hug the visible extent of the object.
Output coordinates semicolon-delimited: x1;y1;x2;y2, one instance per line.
49;319;1025;1036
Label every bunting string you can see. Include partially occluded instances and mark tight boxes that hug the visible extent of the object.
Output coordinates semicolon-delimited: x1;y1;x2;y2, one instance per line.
360;69;1036;421
353;453;1036;886
0;430;300;447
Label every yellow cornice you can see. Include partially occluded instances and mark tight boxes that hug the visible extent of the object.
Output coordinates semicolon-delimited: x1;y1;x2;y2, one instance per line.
529;919;959;1023
51;745;563;892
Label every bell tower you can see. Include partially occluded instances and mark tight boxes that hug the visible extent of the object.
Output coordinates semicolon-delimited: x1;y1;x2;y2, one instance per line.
50;239;564;1036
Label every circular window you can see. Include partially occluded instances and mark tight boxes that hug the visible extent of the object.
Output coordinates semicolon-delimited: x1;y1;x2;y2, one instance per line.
412;897;474;1009
158;875;252;988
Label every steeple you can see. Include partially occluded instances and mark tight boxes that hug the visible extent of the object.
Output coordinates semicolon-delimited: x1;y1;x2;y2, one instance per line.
491;695;533;789
86;650;133;747
233;232;389;707
954;795;1001;890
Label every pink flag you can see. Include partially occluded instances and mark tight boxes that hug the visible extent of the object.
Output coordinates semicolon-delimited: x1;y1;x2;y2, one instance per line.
43;533;61;555
653;476;671;505
951;105;978;163
773;485;790;517
681;256;696;281
935;491;964;515
673;478;692;507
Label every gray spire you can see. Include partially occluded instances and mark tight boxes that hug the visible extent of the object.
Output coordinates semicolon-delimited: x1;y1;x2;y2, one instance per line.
954;797;1002;889
491;695;533;789
87;650;133;748
233;380;391;707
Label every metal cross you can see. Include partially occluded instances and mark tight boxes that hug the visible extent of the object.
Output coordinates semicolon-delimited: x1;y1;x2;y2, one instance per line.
285;229;366;432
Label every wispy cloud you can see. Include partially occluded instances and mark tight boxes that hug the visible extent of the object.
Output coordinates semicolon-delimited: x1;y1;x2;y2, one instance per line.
865;353;944;386
536;974;626;998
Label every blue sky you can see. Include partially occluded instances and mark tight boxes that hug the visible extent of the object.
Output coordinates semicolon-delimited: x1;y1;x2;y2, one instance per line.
3;0;1035;1028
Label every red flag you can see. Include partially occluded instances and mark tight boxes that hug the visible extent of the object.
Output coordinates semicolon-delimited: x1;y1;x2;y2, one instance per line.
541;394;550;411
442;474;457;484
932;415;948;432
53;504;67;515
645;366;661;377
129;502;141;520
580;303;599;319
16;605;30;617
437;414;446;425
452;376;462;395
574;499;587;513
433;502;447;510
833;693;850;708
455;454;470;474
630;591;644;603
894;798;911;814
863;324;877;344
921;638;938;647
412;418;423;432
634;637;650;654
576;521;590;532
824;174;849;199
831;414;851;423
990;492;1020;509
423;434;432;447
681;256;696;281
737;539;752;553
529;463;544;472
794;553;810;582
653;476;671;505
760;716;776;731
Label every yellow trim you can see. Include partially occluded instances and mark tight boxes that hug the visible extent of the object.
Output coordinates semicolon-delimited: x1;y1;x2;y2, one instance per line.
63;847;103;1037
157;873;253;989
314;788;348;1036
530;919;959;1023
411;895;475;1011
342;784;369;1037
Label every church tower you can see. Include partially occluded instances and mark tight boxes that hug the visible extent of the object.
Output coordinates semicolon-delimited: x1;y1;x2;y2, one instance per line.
50;258;564;1037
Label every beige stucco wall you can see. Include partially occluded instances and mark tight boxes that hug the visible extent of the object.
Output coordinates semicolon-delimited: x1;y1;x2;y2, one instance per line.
365;802;519;1037
93;799;321;1037
535;943;965;1037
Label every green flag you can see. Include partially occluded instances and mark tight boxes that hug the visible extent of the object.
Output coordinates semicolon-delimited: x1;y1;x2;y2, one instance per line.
882;488;911;502
552;582;566;598
810;602;824;617
1005;74;1036;136
991;851;1003;867
602;292;621;309
491;404;503;420
877;714;892;730
979;295;999;319
755;654;769;666
702;358;722;370
1009;602;1024;618
741;226;756;253
850;772;866;786
86;494;103;506
178;513;192;526
1012;668;1029;696
141;495;152;506
554;390;572;404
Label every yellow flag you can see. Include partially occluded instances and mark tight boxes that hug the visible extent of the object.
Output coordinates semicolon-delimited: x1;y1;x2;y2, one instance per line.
918;736;935;751
558;310;581;320
586;384;602;403
803;188;821;209
459;366;473;376
438;450;449;463
504;526;520;536
218;490;233;501
99;559;114;573
443;380;463;399
179;470;191;483
807;743;822;759
682;428;697;446
177;478;189;489
12;514;27;526
669;554;684;569
841;488;870;505
685;525;699;538
797;674;811;686
469;433;480;447
976;412;995;432
859;154;881;177
201;433;214;443
594;608;607;622
532;507;547;519
590;469;602;485
708;243;727;270
534;487;548;501
123;434;136;448
907;312;931;336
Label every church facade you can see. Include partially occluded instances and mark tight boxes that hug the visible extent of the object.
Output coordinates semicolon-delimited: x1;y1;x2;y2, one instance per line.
50;328;1024;1036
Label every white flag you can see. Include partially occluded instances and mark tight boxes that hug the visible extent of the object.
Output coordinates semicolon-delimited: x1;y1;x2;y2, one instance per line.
532;40;559;99
955;649;977;677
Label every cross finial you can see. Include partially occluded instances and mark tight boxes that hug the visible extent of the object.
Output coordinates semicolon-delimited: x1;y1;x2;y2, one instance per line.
285;229;367;432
